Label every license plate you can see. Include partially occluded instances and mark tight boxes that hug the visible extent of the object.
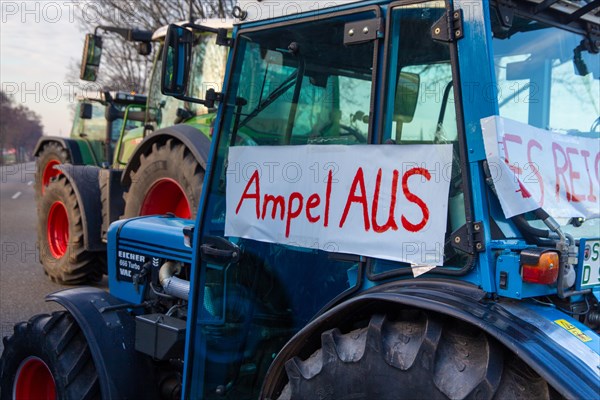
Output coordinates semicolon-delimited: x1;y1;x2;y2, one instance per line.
577;239;600;289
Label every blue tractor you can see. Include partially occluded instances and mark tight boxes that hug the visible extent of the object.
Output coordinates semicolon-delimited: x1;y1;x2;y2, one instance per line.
1;0;599;398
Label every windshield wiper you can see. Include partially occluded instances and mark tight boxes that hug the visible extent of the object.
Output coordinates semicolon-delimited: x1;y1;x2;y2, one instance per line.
238;69;299;129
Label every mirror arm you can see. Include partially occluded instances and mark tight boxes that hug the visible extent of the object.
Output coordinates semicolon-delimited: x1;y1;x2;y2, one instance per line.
182;23;233;47
181;22;218;34
174;89;223;108
103;91;113;105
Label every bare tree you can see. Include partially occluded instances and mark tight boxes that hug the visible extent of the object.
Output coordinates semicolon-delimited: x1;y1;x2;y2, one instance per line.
71;0;235;94
0;91;44;164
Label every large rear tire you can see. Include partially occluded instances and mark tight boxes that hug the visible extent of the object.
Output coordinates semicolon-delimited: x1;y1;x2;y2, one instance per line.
123;139;203;219
278;312;554;399
0;312;100;400
38;175;103;284
35;142;70;200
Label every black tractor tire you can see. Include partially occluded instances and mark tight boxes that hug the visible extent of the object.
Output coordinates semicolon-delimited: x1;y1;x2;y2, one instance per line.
0;311;100;400
35;142;70;201
278;312;554;400
123;139;204;219
38;175;103;284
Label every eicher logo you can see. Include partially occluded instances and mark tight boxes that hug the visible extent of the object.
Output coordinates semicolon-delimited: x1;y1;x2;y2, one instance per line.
225;144;453;267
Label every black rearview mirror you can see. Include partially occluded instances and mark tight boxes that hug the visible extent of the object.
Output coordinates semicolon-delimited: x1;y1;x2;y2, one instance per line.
80;34;103;81
394;72;420;123
79;103;93;119
161;24;193;97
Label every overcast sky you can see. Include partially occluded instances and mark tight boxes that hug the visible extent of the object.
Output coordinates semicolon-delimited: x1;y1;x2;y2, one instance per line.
1;1;87;137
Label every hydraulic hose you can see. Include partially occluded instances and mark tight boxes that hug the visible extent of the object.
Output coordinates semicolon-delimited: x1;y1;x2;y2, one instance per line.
511;214;551;239
159;261;190;300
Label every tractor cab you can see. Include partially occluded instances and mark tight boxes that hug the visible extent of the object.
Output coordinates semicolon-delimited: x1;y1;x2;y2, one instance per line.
51;91;147;169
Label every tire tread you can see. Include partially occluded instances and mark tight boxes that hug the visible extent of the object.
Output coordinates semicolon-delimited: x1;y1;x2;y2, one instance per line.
279;312;554;400
122;139;204;219
0;311;100;400
38;175;103;284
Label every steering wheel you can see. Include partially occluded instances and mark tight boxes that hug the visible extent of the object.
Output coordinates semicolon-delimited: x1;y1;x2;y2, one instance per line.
339;124;367;143
234;131;258;146
590;116;600;133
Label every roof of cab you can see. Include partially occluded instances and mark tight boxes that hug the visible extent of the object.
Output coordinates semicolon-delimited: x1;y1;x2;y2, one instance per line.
233;0;363;24
152;18;234;40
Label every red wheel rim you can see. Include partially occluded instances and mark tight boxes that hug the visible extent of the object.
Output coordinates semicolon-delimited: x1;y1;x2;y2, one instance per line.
14;357;56;400
140;178;191;219
47;201;69;258
41;160;61;194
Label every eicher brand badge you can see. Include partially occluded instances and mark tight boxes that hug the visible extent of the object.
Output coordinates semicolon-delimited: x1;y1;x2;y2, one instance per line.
225;144;453;268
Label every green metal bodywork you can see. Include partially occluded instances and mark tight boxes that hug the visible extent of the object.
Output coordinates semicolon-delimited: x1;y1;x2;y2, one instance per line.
65;99;146;166
69;101;109;165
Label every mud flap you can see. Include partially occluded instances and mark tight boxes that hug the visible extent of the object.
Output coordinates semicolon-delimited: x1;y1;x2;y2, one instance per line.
47;287;159;400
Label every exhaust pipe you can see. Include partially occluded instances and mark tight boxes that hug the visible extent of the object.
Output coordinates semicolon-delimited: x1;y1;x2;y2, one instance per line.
158;261;190;300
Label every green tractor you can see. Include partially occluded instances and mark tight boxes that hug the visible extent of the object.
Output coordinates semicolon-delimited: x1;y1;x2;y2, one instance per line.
36;20;231;284
35;91;147;282
34;93;147;198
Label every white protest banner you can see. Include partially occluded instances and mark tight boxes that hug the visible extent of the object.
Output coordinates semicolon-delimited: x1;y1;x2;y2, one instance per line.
225;144;453;267
481;116;600;219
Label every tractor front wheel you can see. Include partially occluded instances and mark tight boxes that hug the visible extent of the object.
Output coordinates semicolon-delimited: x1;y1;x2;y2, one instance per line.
0;311;100;400
278;312;554;399
123;139;203;219
38;175;103;284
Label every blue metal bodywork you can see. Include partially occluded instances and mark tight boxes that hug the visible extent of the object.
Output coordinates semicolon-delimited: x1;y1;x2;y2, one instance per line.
108;215;193;304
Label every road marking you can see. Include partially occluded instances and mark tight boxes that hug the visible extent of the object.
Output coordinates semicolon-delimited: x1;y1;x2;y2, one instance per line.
27;181;33;186
12;192;22;200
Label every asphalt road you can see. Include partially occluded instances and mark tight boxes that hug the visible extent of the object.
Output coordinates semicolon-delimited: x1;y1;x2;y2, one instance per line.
0;162;107;354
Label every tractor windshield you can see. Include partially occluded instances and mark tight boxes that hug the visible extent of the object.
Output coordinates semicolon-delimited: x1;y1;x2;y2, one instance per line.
147;34;228;129
493;17;600;134
188;33;229;110
492;15;600;237
70;101;105;141
223;15;374;145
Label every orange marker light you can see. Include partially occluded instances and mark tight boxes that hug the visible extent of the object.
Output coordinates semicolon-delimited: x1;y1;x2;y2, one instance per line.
521;250;559;284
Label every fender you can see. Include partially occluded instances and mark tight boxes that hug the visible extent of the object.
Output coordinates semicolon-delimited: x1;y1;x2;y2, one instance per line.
33;137;84;164
55;164;104;252
261;280;600;400
121;124;211;187
46;287;158;400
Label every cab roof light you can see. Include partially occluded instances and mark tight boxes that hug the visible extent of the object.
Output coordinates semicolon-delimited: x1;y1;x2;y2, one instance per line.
520;248;560;285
